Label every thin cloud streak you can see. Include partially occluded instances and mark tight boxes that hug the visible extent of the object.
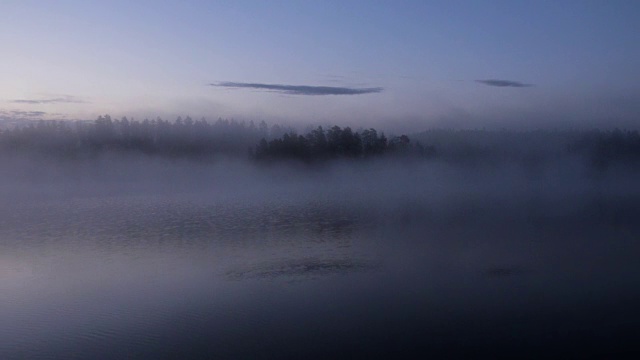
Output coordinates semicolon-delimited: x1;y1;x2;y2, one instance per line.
11;96;86;104
476;79;533;88
211;82;383;95
11;110;47;116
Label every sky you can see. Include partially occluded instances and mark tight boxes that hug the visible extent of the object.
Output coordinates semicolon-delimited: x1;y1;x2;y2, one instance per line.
1;0;639;132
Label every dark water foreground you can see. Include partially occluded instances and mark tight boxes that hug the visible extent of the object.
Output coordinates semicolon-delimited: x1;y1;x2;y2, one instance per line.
1;160;639;359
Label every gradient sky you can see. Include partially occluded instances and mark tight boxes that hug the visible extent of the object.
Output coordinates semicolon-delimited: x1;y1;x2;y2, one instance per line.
1;0;639;131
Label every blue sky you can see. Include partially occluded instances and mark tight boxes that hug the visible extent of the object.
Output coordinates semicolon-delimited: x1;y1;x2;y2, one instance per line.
1;0;639;131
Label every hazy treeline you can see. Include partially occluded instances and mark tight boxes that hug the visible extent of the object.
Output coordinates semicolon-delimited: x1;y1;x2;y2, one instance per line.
568;129;640;168
414;128;640;169
1;116;639;169
0;115;267;159
0;116;430;163
414;129;578;163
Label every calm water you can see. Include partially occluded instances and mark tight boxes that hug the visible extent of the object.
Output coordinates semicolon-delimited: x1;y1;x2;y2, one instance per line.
1;162;640;358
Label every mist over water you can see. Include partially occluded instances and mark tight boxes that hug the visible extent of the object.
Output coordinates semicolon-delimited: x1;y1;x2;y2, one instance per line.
3;0;640;356
1;151;640;358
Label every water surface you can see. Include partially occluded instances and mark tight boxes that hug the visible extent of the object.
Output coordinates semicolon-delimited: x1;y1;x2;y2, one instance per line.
1;160;639;358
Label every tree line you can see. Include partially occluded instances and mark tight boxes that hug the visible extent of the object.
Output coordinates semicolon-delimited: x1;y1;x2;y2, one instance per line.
2;116;638;169
413;128;640;169
568;128;640;169
0;115;265;159
253;126;435;162
0;116;434;163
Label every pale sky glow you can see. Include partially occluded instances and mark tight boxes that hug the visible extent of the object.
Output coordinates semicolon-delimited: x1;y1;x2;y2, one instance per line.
1;0;639;131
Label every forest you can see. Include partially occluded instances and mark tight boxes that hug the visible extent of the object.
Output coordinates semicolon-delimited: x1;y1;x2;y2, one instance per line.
0;116;431;163
253;126;433;162
1;115;639;169
0;115;262;160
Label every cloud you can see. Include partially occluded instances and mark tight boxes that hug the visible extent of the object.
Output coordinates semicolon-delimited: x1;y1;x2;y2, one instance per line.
11;99;49;104
11;110;47;117
475;79;533;88
10;96;86;104
0;110;48;125
211;82;383;95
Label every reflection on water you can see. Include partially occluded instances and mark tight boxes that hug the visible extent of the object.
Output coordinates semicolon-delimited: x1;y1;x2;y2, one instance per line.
226;257;380;280
1;190;640;358
483;266;527;278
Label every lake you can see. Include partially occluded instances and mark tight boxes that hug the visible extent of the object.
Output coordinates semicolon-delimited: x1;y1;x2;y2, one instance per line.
1;158;639;358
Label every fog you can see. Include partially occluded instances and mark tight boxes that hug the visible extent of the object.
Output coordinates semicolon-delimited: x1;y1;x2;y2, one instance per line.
2;128;640;358
3;145;640;245
2;128;639;215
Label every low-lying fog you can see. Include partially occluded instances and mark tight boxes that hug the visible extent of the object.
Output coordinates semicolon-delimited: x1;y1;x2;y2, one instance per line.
1;153;639;358
3;150;639;202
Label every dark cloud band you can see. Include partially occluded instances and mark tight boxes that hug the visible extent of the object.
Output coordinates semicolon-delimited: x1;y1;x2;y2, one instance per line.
476;79;533;88
211;82;383;95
